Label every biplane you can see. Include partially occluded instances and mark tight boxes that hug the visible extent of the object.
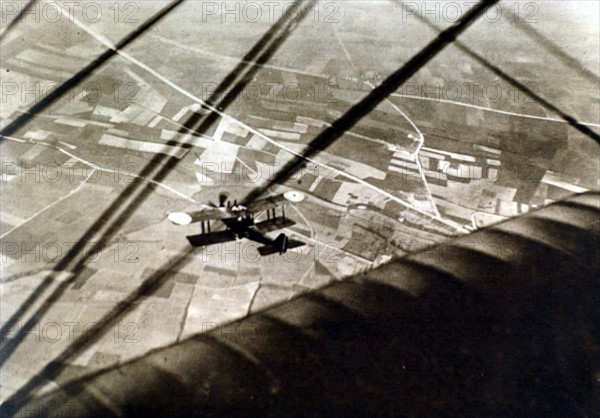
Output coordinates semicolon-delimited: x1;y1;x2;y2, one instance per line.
168;191;306;256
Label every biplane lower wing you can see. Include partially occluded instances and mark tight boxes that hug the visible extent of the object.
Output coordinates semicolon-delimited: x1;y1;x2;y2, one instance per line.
186;230;237;247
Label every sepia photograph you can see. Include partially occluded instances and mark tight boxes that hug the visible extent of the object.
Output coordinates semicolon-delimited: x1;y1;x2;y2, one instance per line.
0;0;598;416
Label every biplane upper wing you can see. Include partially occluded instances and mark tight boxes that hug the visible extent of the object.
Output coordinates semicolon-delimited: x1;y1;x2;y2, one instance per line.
254;216;296;233
245;194;287;214
168;207;229;225
245;191;305;214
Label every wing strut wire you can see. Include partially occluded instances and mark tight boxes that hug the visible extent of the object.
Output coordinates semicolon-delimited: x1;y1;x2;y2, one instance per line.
242;0;501;205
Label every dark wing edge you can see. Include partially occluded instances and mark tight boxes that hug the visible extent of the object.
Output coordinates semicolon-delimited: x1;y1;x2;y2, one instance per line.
186;230;237;247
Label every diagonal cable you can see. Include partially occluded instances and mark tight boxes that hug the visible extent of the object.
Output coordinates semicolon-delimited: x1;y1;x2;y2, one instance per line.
0;0;186;142
0;0;313;365
396;1;600;144
242;0;501;206
500;3;599;85
0;0;38;42
0;0;316;403
0;0;314;358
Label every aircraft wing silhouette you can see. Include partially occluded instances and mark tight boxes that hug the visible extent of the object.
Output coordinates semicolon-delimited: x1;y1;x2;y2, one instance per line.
15;192;598;418
186;230;237;247
245;194;289;213
253;216;296;233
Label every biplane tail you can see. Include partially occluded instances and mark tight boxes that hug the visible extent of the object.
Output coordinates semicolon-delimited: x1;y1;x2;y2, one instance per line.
258;233;304;256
